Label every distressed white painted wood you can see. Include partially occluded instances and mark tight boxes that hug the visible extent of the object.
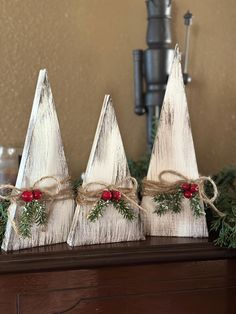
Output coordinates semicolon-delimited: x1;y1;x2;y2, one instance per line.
141;50;208;238
2;69;75;251
67;95;144;246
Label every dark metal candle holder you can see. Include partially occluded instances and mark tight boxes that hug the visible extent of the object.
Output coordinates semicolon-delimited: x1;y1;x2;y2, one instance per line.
133;0;192;152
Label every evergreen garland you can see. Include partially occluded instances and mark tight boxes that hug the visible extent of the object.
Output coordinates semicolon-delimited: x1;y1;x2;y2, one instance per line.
0;200;10;243
205;167;236;248
128;154;150;189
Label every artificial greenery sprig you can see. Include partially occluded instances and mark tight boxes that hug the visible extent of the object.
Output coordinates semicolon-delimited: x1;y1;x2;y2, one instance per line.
87;190;135;222
205;167;236;248
19;200;47;238
87;199;108;222
153;188;183;216
153;184;205;218
112;199;136;220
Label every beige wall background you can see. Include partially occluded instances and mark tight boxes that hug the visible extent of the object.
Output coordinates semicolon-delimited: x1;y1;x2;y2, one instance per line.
0;0;235;179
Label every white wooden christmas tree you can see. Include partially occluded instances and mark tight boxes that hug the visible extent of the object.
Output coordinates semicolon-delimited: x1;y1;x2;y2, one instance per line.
141;50;208;238
67;95;144;246
2;69;75;251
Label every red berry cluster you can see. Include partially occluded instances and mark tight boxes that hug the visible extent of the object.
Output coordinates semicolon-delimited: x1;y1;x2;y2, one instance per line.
101;190;121;201
181;183;199;199
20;189;43;203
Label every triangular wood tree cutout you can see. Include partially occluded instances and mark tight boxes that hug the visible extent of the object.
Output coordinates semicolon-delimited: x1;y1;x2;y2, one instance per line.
141;49;208;237
2;69;74;251
67;95;144;246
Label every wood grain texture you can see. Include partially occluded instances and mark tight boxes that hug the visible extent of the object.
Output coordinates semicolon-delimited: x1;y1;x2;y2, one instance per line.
0;237;236;275
141;51;208;238
67;95;144;246
2;69;74;251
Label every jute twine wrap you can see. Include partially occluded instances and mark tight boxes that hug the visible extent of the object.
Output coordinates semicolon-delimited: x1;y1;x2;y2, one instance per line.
0;176;73;203
0;176;73;234
142;170;225;218
77;176;146;213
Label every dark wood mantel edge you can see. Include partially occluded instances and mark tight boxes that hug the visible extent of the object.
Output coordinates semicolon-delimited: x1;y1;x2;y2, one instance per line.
0;237;235;275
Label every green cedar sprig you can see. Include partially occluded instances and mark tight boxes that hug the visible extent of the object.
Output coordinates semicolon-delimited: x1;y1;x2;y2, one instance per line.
190;194;205;217
210;215;236;248
153;188;183;215
153;189;204;217
112;199;136;220
19;200;47;238
87;199;135;222
87;199;108;222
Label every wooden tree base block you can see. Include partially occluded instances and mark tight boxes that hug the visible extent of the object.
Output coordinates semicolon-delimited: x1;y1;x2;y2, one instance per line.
2;70;74;251
67;95;144;246
141;50;208;238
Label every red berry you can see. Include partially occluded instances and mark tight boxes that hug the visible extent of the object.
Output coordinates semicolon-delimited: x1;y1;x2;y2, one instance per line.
21;190;34;203
183;190;193;199
181;183;191;191
111;190;122;201
101;190;112;201
33;189;42;200
189;184;199;193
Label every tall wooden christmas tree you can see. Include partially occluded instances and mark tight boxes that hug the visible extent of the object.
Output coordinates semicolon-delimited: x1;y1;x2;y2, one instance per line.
2;69;74;251
67;95;144;246
141;50;208;237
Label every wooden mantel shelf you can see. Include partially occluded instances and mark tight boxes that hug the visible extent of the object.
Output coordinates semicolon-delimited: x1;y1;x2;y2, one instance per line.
0;237;236;313
0;236;235;275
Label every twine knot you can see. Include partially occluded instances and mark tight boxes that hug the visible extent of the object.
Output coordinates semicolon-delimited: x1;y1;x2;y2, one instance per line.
77;176;146;213
142;170;225;218
0;176;73;235
0;176;73;203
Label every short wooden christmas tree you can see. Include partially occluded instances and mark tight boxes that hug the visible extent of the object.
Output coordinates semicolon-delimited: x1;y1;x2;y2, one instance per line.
67;95;144;246
2;69;74;251
141;50;208;238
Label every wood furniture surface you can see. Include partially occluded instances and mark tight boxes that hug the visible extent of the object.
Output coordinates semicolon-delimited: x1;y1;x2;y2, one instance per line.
0;237;236;314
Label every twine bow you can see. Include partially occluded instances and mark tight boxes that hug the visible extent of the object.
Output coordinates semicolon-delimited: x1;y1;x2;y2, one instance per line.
77;176;146;213
0;176;72;202
142;170;225;218
0;176;73;234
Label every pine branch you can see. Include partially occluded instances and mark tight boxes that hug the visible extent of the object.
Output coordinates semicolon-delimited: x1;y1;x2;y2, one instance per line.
153;190;182;216
205;166;236;248
112;199;135;221
19;200;48;238
87;199;108;222
171;189;183;214
153;188;205;219
153;194;171;215
87;199;135;222
128;154;150;189
34;200;47;226
190;195;205;217
19;202;35;238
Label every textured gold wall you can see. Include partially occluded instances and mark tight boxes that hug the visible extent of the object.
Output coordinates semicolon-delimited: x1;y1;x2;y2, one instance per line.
0;0;235;178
